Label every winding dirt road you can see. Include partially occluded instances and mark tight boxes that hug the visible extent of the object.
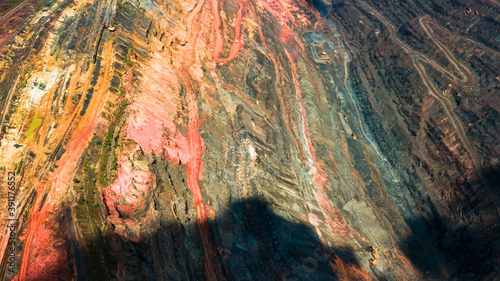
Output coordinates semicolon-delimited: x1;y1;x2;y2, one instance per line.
421;15;500;58
210;0;245;63
0;0;30;23
358;1;500;266
357;1;494;193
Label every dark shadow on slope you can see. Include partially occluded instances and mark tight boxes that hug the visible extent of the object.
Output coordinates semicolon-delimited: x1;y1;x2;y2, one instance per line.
400;209;500;280
216;198;362;280
399;168;500;280
26;192;500;280
62;197;371;281
309;0;333;18
483;165;500;193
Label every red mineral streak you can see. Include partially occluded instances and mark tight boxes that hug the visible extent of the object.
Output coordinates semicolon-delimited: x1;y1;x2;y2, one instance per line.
394;247;422;278
170;5;224;277
180;66;223;279
210;0;245;62
285;49;328;193
124;56;190;164
285;49;356;245
308;212;326;240
218;0;246;63
184;0;207;41
263;52;306;161
351;170;361;181
279;25;292;43
243;6;307;163
119;2;223;275
327;152;338;173
256;0;290;24
254;0;310;50
16;40;115;280
17;127;91;280
103;155;154;226
232;87;271;114
14;219;70;281
209;0;245;79
18;104;100;279
327;250;374;281
314;191;351;240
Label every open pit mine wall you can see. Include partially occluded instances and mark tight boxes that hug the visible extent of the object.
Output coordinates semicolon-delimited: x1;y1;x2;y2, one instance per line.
310;0;333;18
328;0;500;278
0;0;498;280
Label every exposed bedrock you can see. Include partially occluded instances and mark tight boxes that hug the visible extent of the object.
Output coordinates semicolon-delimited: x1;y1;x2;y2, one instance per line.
311;0;333;18
0;0;498;280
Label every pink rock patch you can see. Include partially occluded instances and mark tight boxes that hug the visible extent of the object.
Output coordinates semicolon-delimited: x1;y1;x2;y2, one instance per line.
124;53;191;165
103;154;154;236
